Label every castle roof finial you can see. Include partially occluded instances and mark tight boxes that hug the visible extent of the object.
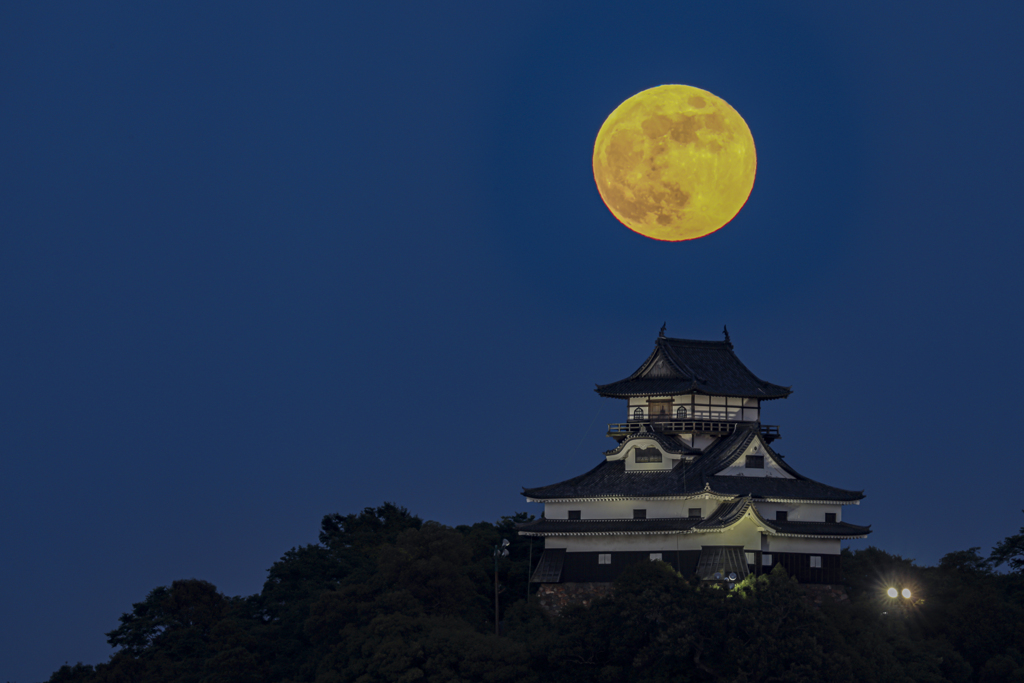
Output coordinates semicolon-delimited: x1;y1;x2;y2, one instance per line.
659;322;667;338
723;325;732;348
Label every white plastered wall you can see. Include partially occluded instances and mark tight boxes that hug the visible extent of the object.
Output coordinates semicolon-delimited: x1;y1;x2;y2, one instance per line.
625;395;760;422
691;434;718;450
765;536;841;554
541;499;845;524
544;498;716;520
753;502;841;522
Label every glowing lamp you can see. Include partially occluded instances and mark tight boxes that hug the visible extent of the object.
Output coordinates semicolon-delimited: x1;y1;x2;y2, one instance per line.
887;587;898;598
901;588;911;599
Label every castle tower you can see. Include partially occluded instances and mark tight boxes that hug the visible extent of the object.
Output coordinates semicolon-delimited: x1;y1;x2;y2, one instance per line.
519;329;870;586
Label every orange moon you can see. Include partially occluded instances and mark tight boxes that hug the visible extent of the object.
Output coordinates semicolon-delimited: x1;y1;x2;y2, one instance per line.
593;85;756;242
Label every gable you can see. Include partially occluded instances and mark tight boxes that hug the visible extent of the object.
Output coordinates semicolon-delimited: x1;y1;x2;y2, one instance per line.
713;435;793;479
640;350;681;378
606;437;677;471
699;504;767;548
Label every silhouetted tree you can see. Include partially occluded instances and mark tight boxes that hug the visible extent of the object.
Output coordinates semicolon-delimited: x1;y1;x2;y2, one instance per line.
45;507;1024;683
319;502;422;550
990;511;1024;574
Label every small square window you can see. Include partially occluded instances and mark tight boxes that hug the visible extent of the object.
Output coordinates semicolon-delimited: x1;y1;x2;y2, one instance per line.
634;509;647;519
745;551;756;565
745;455;765;469
775;511;788;522
825;513;836;523
598;554;611;565
688;508;702;518
810;556;822;568
762;553;773;566
568;510;581;520
649;553;662;561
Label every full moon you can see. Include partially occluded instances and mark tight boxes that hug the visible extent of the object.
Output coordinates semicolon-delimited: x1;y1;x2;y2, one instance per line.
593;85;756;242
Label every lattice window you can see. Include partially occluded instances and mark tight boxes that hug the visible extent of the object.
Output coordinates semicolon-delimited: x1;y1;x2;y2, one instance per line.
635;447;662;463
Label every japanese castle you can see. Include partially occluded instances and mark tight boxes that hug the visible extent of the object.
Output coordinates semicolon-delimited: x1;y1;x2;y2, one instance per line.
519;328;870;586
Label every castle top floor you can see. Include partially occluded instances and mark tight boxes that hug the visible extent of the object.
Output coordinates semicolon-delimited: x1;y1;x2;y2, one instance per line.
597;329;790;438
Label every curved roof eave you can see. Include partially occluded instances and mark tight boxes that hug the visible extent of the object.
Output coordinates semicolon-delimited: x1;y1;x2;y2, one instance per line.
594;337;792;400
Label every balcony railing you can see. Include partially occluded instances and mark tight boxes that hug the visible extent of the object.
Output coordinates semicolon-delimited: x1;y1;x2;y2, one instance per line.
636;410;739;422
607;420;780;441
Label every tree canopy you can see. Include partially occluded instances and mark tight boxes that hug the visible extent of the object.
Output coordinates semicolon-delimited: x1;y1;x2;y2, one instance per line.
47;505;1024;683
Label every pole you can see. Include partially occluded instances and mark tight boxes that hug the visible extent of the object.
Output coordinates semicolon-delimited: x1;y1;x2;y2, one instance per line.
493;539;508;637
527;541;532;602
494;555;500;636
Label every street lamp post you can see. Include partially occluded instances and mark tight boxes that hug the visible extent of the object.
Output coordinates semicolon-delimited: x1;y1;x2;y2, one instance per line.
493;539;509;636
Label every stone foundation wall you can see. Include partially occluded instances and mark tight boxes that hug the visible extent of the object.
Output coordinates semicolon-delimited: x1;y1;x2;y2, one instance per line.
797;583;850;606
536;582;614;616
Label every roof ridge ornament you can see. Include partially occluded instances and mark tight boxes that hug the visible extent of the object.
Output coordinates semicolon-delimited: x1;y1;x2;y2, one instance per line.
659;322;667;338
723;325;732;349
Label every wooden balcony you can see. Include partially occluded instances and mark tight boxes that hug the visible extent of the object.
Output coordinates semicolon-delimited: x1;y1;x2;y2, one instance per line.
607;420;780;442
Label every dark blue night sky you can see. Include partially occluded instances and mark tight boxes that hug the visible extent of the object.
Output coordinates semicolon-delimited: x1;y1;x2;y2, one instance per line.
3;3;1024;681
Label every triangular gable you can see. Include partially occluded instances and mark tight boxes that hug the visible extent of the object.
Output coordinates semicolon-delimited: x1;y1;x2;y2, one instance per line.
696;498;864;539
712;433;793;479
696;496;778;534
639;347;684;379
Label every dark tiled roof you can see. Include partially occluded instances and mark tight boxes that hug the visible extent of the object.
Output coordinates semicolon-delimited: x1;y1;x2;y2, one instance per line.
522;425;864;503
530;549;565;582
595;336;792;400
602;429;701;457
705;476;863;501
700;496;752;527
768;520;871;537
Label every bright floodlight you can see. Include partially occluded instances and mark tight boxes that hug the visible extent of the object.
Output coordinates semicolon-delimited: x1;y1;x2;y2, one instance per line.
887;587;898;598
901;588;911;599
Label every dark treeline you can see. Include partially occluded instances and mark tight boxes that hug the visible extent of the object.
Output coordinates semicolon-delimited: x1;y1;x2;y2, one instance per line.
49;504;1024;683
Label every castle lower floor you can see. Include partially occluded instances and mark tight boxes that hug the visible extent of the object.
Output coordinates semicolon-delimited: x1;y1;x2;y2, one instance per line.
532;548;843;585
